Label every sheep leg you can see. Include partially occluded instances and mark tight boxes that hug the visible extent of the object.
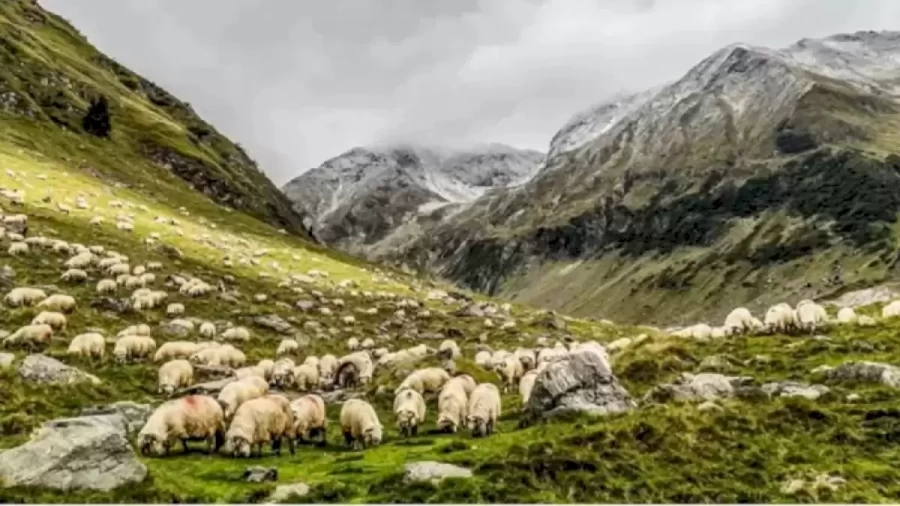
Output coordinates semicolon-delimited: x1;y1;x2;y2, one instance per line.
411;425;418;437
287;436;295;456
343;430;353;447
181;438;190;453
272;437;282;456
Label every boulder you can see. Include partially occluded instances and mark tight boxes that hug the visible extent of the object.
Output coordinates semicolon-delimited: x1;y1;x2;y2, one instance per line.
158;321;192;338
266;483;310;503
644;373;753;403
18;354;100;385
404;462;473;484
0;413;146;491
0;352;14;369
524;349;633;420
178;377;236;396
761;381;830;400
242;466;278;483
89;297;131;314
827;361;900;388
80;401;152;434
254;314;294;335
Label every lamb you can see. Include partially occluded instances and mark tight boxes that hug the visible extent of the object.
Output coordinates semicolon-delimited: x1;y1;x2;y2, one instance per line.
218;376;270;419
67;332;105;358
138;395;225;456
218;345;246;368
5;287;47;307
290;394;327;444
166;303;185;316
114;335;157;362
37;294;76;313
225;395;296;457
276;339;299;357
3;324;52;350
157;359;194;394
154;341;200;362
96;279;117;294
765;303;798;334
514;347;537;371
221;327;250;342
795;300;828;334
672;323;713;340
7;241;28;256
199;322;217;338
347;337;360;351
519;370;539;405
393;388;426;437
339;399;383;450
291;364;319;392
395;367;451;395
467;383;501;438
334;351;374;388
32;311;66;331
270;358;296;388
495;355;524;393
438;339;461;360
436;380;468;433
837;307;858;324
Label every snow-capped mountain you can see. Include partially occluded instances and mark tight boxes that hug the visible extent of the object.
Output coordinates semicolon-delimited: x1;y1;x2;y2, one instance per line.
281;143;543;253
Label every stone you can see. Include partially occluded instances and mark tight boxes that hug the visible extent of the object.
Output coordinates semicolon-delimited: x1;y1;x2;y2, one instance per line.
0;352;14;368
524;349;633;421
178;377;236;396
319;389;363;405
827;361;900;388
90;297;131;314
0;413;146;491
18;354;100;385
254;314;294;335
537;313;567;331
242;466;278;483
80;401;152;434
266;483;310;503
158;321;192;338
158;244;183;260
761;381;830;400
404;462;473;484
645;373;753;403
4;215;26;234
455;304;484;318
295;300;315;312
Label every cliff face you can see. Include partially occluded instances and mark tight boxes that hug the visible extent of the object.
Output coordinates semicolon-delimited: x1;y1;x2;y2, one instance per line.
388;31;900;325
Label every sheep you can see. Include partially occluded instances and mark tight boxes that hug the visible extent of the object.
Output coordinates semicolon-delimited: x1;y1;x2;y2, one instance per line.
37;294;76;313
467;383;501;438
235;366;267;380
67;332;105;358
672;323;713;340
318;354;338;385
166;303;185;316
221;327;250;342
58;268;88;284
4;287;46;307
108;263;131;276
514;347;537;371
393;388;426;437
723;307;758;335
218;376;270;419
190;348;225;367
291;364;319;392
118;323;151;337
882;300;900;319
339;399;383;450
444;374;477;395
199;322;216;338
8;241;28;256
837;307;858;324
347;337;360;351
96;279;117;294
147;261;163;271
360;337;375;349
519;370;539;405
257;359;275;381
226;395;296;457
158;359;194;395
495;355;524;393
154;341;200;362
436;380;469;433
3;324;52;350
395;367;451;395
276;339;299;357
765;303;798;334
32;311;66;331
114;335;157;362
270;358;296;388
133;265;146;276
795;300;828;334
137;395;225;456
65;252;94;269
474;350;493;368
290;394;327;444
438;339;461;360
334;351;374;388
218;345;246;368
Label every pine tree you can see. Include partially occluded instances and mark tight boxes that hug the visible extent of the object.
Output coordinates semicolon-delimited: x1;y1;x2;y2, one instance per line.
82;95;111;138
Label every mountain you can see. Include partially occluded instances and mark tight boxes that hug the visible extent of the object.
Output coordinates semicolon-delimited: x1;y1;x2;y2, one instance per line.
281;143;544;254
388;30;900;326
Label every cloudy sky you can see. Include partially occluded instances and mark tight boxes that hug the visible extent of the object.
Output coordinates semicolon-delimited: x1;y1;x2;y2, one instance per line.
42;0;900;184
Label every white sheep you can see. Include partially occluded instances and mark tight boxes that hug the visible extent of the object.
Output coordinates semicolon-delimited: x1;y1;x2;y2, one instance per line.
32;311;66;331
218;376;269;419
795;300;828;334
495;355;524;393
166;303;185;316
270;358;296;388
96;279;117;294
445;374;477;395
154;341;200;362
5;287;46;307
438;339;461;360
334;351;374;388
257;359;275;381
199;322;216;338
474;350;493;368
317;354;338;385
114;335;156;362
290;394;327;444
519;370;539;405
276;339;299;357
37;294;76;313
396;367;451;395
3;324;52;350
221;327;250;342
108;263;131;276
157;359;194;395
59;269;88;283
339;399;383;450
514;347;537;371
67;332;105;358
291;363;319;392
138;395;225;456
226;394;296;457
393;388;426;437
347;337;360;351
467;383;501;438
837;307;858;324
436;381;468;433
7;241;28;256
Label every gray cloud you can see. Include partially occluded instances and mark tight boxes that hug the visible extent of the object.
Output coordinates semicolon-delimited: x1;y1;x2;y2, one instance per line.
41;0;900;183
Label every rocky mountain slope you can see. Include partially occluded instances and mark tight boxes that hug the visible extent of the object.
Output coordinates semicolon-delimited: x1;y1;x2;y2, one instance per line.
281;144;543;254
389;30;900;326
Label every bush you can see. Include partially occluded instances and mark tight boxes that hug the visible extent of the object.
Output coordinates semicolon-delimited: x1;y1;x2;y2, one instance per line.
82;95;111;137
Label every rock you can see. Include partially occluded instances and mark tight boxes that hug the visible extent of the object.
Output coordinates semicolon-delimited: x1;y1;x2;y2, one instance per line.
158;244;183;260
242;466;278;483
178;377;236;395
524;349;633;420
699;355;732;371
0;352;14;368
645;373;753;403
90;297;131;314
0;265;14;289
537;313;567;331
761;381;830;400
266;482;310;503
0;413;146;491
827;361;900;388
404;462;473;484
80;401;152;434
295;300;315;312
455;303;484;318
319;389;363;405
254;314;294;335
158;321;193;338
18;354;100;385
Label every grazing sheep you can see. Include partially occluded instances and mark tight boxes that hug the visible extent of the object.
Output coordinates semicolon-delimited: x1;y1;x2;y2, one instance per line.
858;315;878;327
360;337;375;349
795;300;828;334
276;339;299;357
3;324;52;350
495;355;524;393
5;287;47;307
59;268;88;283
199;322;216;338
723;307;759;335
67;332;105;358
158;359;194;394
765;303;798;334
672;323;713;340
108;263;131;276
166;303;185;316
235;366;267;380
519;370;539;405
436;380;469;433
226;395;296;457
290;394;327;444
393;388;426;437
438;339;461;360
221;327;250;342
218;376;270;419
118;323;151;337
467;383;501;438
291;364;319;392
340;399;383;450
270;358;296;388
837;307;858;324
37;294;76;313
347;337;360;351
257;359;275;381
147;261;163;271
32;311;66;331
474;350;492;368
96;279;117;294
317;354;338;385
154;341;200;362
334;351;374;388
217;345;246;368
396;367;451;395
7;241;28;256
138;395;226;456
114;335;157;363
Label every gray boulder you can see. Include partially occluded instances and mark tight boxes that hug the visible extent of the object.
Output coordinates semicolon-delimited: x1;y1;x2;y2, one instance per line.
645;373;753;403
761;381;830;400
18;354;100;385
0;352;14;369
826;361;900;388
266;483;310;503
243;466;278;483
0;414;146;491
80;401;153;434
524;349;633;420
158;321;192;338
404;461;473;484
4;216;26;234
254;314;294;335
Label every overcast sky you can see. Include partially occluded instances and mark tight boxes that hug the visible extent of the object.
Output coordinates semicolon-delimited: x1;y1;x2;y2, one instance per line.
41;0;900;184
